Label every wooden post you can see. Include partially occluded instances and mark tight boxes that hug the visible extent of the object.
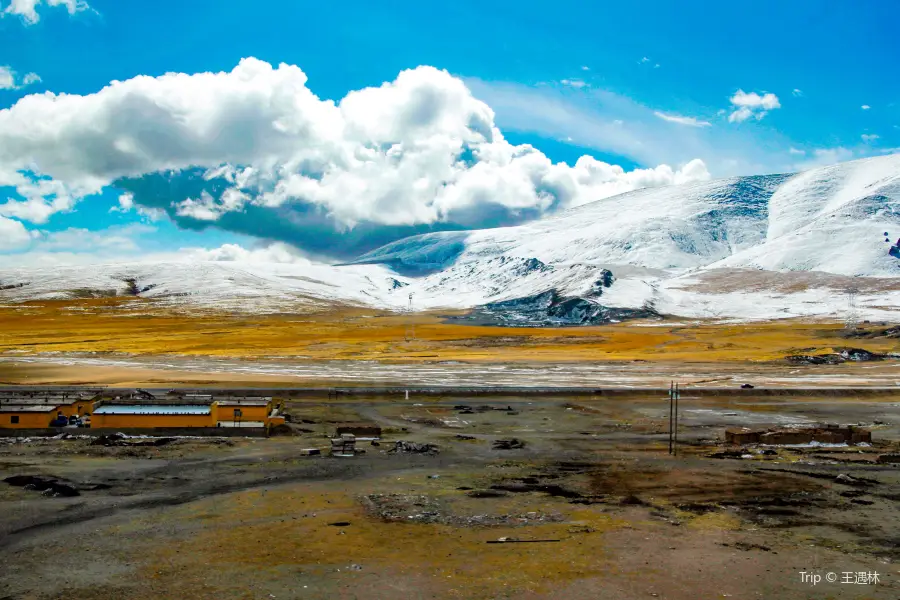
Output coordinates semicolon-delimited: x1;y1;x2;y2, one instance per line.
668;381;674;455
673;383;679;456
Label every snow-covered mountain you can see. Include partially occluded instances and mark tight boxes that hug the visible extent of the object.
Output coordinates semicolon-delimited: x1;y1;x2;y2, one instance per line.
356;153;900;276
3;154;900;322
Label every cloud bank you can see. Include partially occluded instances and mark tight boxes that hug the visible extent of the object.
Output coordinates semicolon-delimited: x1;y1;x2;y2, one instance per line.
0;58;710;259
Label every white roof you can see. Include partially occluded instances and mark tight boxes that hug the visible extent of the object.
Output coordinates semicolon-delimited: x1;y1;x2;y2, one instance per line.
94;405;210;415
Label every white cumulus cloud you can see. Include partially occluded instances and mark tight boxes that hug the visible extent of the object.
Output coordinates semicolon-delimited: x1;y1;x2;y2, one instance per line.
0;215;31;250
0;58;711;258
3;0;90;24
653;111;711;127
861;105;871;110
728;90;781;123
0;65;41;90
861;133;879;143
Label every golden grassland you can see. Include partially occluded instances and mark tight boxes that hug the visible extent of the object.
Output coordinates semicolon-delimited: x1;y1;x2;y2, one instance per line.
0;297;897;363
128;477;630;599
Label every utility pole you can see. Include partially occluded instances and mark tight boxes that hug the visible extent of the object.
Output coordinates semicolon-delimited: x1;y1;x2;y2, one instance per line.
668;381;674;455
668;381;680;456
405;293;415;342
674;382;680;456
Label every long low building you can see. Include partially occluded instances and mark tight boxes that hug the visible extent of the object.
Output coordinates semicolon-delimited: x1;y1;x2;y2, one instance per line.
1;397;95;429
0;390;286;431
1;405;60;428
91;405;215;429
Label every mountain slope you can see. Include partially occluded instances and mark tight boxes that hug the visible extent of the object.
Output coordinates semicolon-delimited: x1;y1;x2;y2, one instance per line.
2;154;900;322
357;153;900;277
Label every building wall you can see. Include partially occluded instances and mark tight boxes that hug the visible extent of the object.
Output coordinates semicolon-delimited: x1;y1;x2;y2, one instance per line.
56;401;94;418
1;412;55;429
217;404;269;423
90;413;213;429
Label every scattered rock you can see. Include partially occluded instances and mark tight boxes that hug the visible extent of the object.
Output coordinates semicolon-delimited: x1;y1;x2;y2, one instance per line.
835;473;877;487
492;438;526;450
4;475;80;497
361;493;563;527
708;450;747;459
467;489;509;498
620;495;646;506
91;433;128;446
388;441;439;455
839;489;867;498
724;541;772;552
786;347;888;365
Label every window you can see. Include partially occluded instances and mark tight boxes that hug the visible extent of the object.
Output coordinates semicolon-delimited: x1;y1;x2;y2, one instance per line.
11;415;19;424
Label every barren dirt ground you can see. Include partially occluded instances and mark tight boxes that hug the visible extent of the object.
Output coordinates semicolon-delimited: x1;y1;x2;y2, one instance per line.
2;394;899;599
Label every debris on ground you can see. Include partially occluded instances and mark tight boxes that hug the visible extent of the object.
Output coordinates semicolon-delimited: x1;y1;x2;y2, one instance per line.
4;475;80;497
708;449;751;459
387;441;439;455
492;438;526;450
454;435;476;441
360;494;563;527
91;433;128;446
299;448;321;456
486;537;561;544
91;433;177;448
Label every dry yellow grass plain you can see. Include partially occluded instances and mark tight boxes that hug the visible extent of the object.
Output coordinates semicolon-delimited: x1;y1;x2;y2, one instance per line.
0;298;896;364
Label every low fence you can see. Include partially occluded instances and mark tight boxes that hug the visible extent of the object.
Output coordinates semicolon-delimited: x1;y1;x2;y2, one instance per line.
0;426;268;438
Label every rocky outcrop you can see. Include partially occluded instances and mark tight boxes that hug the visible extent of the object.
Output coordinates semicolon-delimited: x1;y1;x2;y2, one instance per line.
450;288;661;327
786;347;890;364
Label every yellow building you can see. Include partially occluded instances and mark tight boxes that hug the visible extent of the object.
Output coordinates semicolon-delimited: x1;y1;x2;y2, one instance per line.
0;396;95;429
91;404;218;429
1;405;60;429
55;398;95;419
215;398;284;428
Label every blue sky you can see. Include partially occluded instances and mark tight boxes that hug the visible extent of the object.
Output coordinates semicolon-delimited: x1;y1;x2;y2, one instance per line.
0;0;897;264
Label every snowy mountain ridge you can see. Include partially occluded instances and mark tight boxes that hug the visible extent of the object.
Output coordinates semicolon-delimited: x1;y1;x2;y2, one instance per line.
3;154;900;322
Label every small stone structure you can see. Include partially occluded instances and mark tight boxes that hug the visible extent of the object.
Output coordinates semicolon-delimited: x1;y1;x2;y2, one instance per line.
331;433;357;457
725;424;871;446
